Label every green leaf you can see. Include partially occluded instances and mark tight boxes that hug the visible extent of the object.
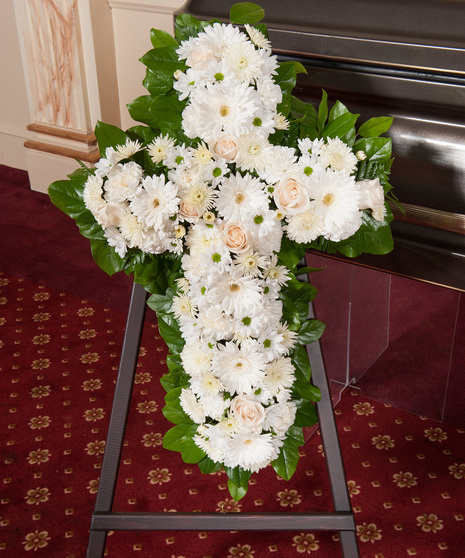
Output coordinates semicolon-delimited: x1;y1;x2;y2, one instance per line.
294;399;318;427
317;90;328;134
328;100;349;122
230;2;265;24
228;478;248;501
127;95;184;135
298;319;326;345
354;137;392;162
162;399;193;425
175;13;211;42
139;47;186;76
335;212;394;257
274;62;298;96
225;466;252;488
157;313;185;354
295;266;326;276
163;423;197;452
90;239;125;276
181;436;206;464
277;236;306;274
358;116;393;138
94;121;129;156
271;426;303;481
291;345;312;382
74;210;105;240
150;28;178;49
147;288;176;314
48;178;85;219
322;112;359;140
142;68;174;96
198;457;222;474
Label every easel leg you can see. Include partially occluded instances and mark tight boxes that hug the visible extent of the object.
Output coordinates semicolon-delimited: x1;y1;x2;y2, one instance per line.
87;282;149;558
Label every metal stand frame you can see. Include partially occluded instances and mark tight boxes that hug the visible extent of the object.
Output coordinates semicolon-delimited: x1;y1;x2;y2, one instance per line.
86;280;360;557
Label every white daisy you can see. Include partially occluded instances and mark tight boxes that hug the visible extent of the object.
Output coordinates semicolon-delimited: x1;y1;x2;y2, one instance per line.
118;210;146;248
319;137;358;174
208;268;262;316
211;340;266;395
223;40;263;83
258;327;286;362
225;431;275;472
263;356;295;396
264;255;290;287
180;388;205;424
181;340;213;376
130;174;180;229
180;182;216;214
147;134;176;164
285;206;325;244
215;173;268;222
307;168;361;233
190;371;224;397
234;249;268;277
195;22;247;60
172;292;197;320
200;243;232;276
235;132;274;173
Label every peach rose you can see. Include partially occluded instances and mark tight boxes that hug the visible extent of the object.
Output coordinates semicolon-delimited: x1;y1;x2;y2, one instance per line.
213;134;238;161
230;396;265;429
273;176;311;216
357;178;384;210
221;221;251;253
179;201;201;223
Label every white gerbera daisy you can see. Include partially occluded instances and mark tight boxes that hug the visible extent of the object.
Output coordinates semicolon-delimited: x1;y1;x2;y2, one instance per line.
216;173;268;222
263;356;295;396
264;255;290;287
147;134;176;164
180;388;205;424
223;40;263;83
188;82;257;142
181;340;213;376
83;174;105;215
180;182;216;214
211;340;266;395
190;371;224;397
118;210;146;248
225;431;275;472
307;168;361;233
244;24;272;50
130;174;180;229
195;22;247;59
319;137;358;174
208;268;262;316
285;206;325;244
235;132;274;173
234;249;268;277
231;312;268;341
277;322;299;355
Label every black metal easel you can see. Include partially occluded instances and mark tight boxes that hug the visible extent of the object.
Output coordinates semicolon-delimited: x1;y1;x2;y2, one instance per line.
86;278;360;557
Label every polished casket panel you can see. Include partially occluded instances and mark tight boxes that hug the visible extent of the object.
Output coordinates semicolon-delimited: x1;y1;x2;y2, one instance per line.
184;0;465;290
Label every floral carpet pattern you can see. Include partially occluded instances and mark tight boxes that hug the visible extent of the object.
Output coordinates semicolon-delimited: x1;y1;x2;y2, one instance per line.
1;271;465;557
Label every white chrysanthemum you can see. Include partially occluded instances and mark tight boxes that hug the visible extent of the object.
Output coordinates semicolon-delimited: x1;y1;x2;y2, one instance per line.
199;393;229;421
176;277;190;293
319;137;358;174
130;175;180;229
186;82;257;142
180;182;216;214
372;204;387;222
211;340;266;395
190;371;224;397
218;415;241;436
181;340;213;376
263;356;295;396
208;268;262;316
104;162;143;203
116;139;142;160
196;305;234;342
184;221;221;255
216;173;268;222
325;212;363;242
298;137;325;159
244;24;272;50
178;315;200;344
118;210;146;248
255;76;282;109
225;431;275;472
83;174;105;215
163;144;192;169
257;146;298;185
147;134;176;164
264;255;290;287
234;249;268;277
307;168;361;233
172;292;197;319
285;206;325;244
274;113;289;130
223;40;263;83
264;402;297;436
193;432;226;463
235;132;274;173
94;146;120;178
180;388;205;424
168;164;201;191
104;226;128;258
277;322;299;355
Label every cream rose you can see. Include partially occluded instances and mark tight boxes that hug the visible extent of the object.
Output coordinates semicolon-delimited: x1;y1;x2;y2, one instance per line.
357;178;385;210
179;201;201;223
273;175;311;216
212;134;238;161
230;396;265;429
221;221;251;253
95;201;128;228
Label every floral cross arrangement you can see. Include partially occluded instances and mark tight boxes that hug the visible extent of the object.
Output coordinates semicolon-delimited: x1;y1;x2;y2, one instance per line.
49;2;397;500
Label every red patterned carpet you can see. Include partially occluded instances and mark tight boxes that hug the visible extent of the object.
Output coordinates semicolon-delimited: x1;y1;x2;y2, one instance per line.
1;271;465;557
